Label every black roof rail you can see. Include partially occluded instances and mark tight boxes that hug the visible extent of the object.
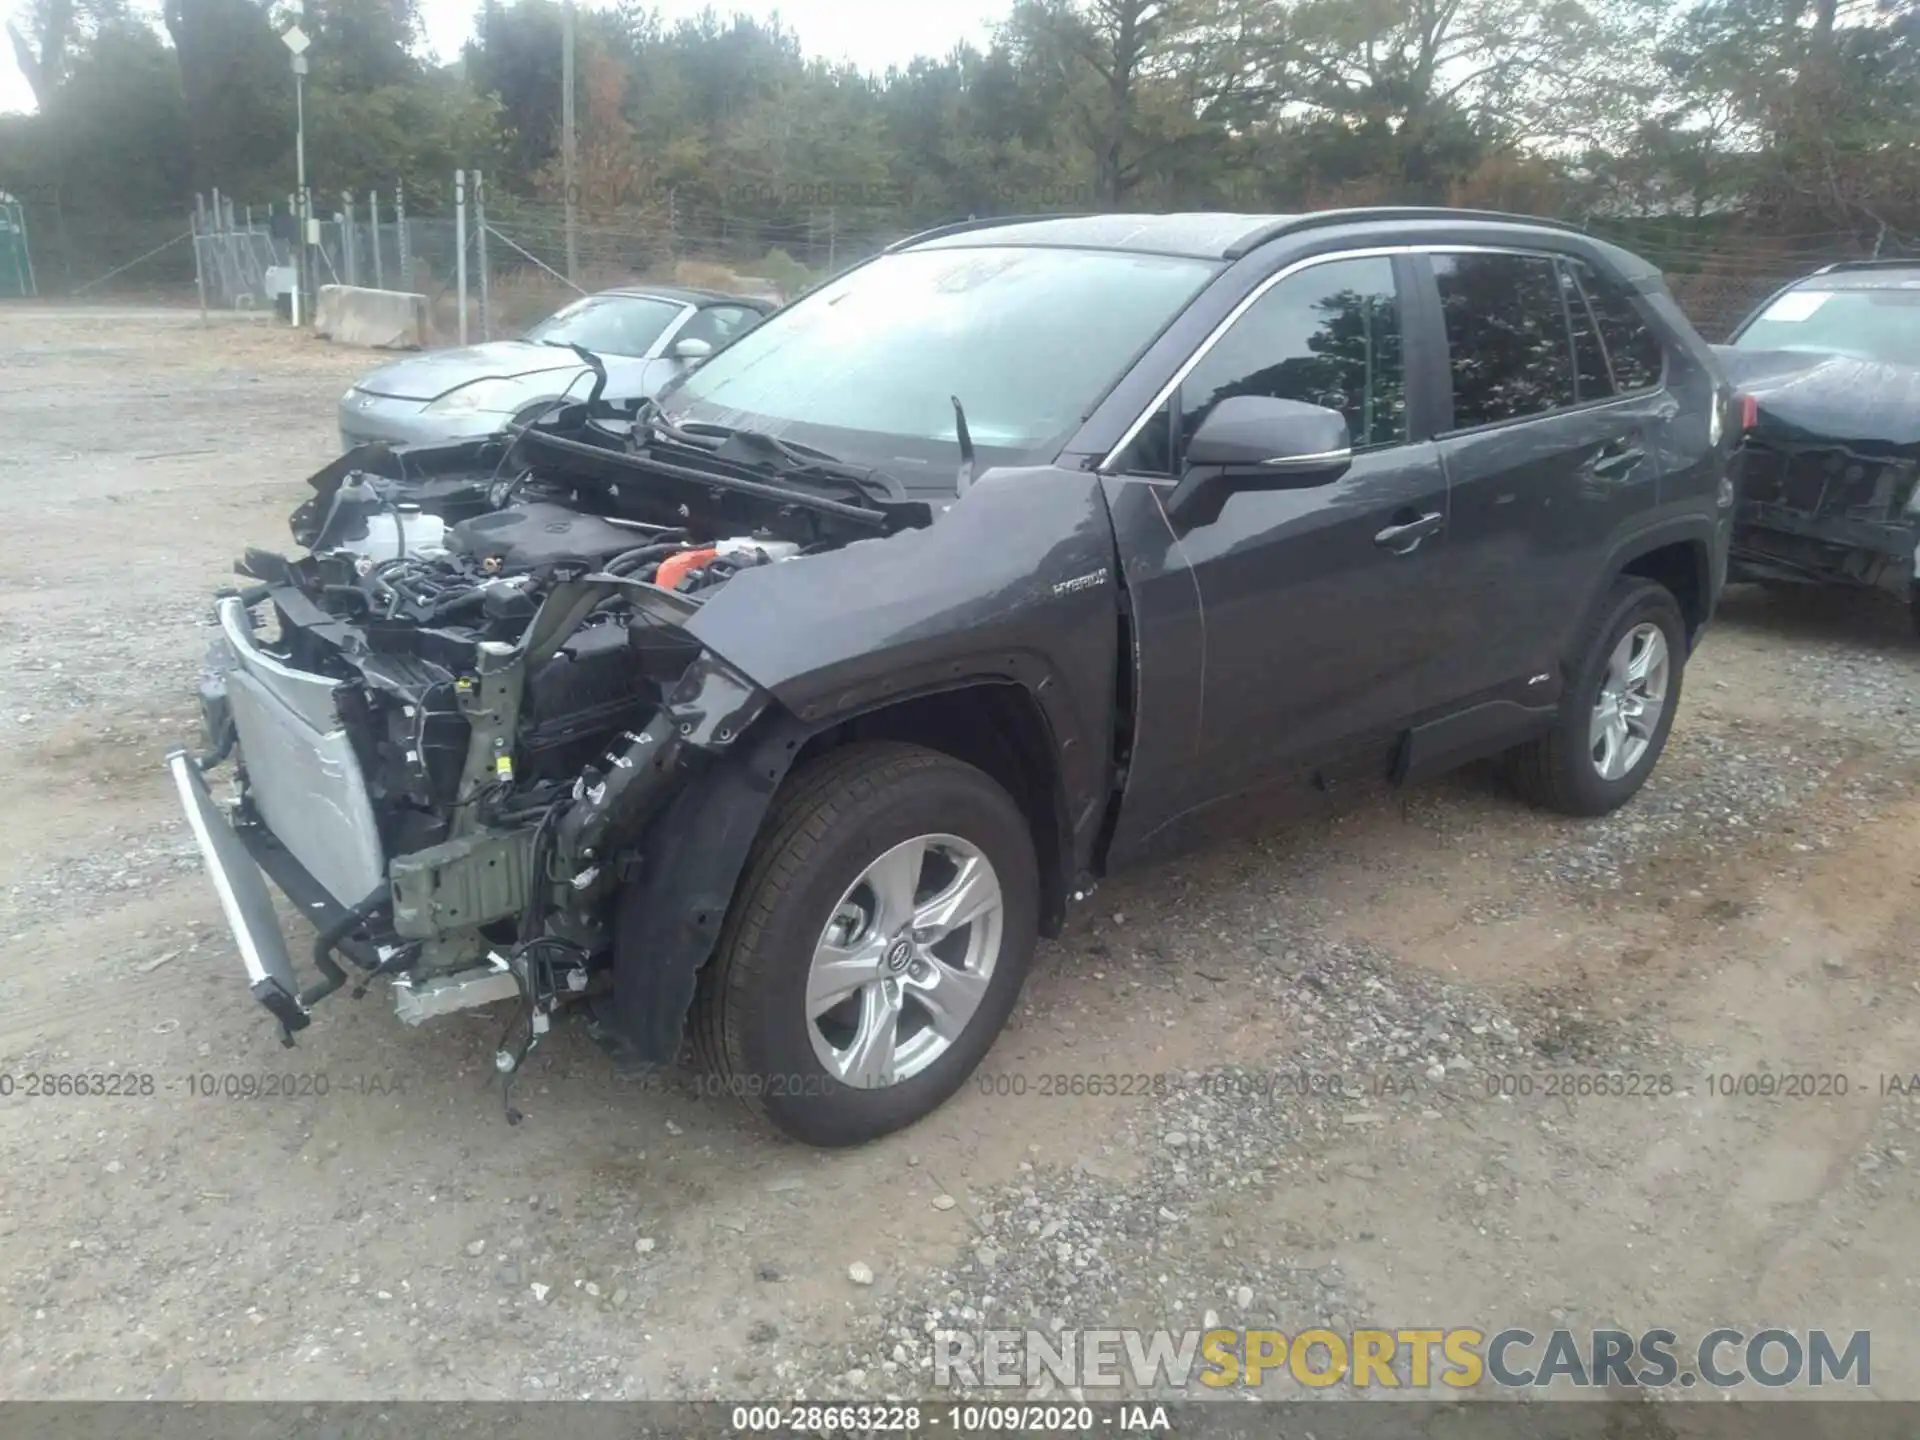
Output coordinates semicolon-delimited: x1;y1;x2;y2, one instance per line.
1224;206;1592;259
884;213;1096;253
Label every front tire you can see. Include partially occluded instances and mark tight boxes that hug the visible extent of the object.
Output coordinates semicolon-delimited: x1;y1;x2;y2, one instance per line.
1509;576;1687;817
692;741;1039;1147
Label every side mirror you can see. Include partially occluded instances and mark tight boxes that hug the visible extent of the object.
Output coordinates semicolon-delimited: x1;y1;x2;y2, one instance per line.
1164;395;1353;528
670;336;713;362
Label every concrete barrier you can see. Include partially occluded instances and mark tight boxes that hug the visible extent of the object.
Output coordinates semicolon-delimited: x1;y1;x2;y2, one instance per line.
313;284;430;350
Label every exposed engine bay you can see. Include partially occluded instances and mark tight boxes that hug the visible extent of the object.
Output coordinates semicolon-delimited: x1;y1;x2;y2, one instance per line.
183;400;934;1078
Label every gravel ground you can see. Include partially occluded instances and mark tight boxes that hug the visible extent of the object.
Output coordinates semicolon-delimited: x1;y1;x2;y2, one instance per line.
2;306;1918;1405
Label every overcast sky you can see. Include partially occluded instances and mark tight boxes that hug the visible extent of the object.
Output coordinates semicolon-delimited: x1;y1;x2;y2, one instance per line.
0;0;1012;114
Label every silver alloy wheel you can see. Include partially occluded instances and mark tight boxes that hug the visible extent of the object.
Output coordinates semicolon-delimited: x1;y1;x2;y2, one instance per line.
805;833;1005;1090
1590;621;1670;781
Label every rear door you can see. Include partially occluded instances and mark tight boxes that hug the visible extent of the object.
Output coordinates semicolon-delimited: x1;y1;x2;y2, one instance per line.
1421;249;1668;716
1099;251;1453;861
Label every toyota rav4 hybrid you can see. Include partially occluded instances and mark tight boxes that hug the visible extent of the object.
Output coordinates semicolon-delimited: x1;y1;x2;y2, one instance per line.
170;209;1737;1146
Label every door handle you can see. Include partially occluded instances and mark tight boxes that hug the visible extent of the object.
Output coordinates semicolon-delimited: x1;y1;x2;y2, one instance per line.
1591;444;1645;477
1373;510;1445;553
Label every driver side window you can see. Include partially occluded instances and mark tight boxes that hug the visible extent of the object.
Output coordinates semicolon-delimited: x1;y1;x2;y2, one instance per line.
1182;255;1407;457
1112;256;1407;477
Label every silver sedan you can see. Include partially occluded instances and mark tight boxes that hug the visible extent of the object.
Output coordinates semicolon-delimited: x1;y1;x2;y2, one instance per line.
336;286;774;450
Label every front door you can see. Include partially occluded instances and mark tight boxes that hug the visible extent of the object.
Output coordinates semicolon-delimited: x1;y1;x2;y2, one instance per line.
1101;252;1453;864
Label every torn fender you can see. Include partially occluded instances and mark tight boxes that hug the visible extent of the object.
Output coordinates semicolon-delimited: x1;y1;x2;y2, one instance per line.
603;464;1127;1064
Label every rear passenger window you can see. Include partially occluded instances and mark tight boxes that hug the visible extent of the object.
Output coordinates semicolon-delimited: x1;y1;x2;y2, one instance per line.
1559;261;1613;401
1571;262;1665;392
1433;252;1576;428
1176;255;1407;455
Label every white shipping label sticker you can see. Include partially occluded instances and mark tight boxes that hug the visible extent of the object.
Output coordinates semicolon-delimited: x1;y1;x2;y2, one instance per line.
1760;290;1833;323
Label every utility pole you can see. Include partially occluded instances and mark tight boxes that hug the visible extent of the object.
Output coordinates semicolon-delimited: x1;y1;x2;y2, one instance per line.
191;202;208;322
368;188;383;289
396;180;410;290
475;170;490;342
455;169;469;346
342;190;356;286
212;187;225;305
562;0;579;286
282;24;311;326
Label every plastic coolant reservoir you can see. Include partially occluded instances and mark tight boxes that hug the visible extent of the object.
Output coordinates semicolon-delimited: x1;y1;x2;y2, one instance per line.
353;507;449;562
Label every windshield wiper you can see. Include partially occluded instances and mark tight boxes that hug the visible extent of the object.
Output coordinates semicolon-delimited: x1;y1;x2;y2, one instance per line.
520;425;894;529
632;396;722;452
633;400;905;504
719;426;847;476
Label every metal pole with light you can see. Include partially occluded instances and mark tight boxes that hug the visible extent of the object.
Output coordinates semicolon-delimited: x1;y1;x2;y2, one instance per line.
282;23;311;326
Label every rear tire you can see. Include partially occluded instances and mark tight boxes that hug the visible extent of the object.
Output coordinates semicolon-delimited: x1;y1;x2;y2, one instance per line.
691;741;1039;1147
1509;576;1686;817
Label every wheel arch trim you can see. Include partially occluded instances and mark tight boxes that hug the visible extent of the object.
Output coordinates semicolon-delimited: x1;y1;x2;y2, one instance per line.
606;669;1081;1067
1581;518;1718;662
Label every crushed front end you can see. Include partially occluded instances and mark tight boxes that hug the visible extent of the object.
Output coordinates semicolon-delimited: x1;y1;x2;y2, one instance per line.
1731;435;1920;595
171;410;928;1065
1721;348;1920;598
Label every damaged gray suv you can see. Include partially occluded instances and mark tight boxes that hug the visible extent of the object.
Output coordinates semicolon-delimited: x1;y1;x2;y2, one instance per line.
171;209;1736;1146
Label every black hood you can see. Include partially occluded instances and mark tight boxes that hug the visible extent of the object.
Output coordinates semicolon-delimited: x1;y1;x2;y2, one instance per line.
1714;344;1920;449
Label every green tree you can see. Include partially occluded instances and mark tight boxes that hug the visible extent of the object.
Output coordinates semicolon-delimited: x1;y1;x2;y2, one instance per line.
6;0;132;108
876;44;1086;218
161;0;292;195
302;0;420;92
1004;0;1282;206
305;71;503;196
465;0;564;185
1647;0;1920;235
45;19;192;215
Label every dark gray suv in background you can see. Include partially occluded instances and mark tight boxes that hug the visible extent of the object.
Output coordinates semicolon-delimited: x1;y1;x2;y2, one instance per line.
172;207;1737;1147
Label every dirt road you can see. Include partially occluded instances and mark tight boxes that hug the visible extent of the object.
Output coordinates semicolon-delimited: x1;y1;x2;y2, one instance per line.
1;306;1915;1403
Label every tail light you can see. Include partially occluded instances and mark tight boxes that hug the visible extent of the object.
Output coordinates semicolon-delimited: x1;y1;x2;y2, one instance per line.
1738;393;1758;433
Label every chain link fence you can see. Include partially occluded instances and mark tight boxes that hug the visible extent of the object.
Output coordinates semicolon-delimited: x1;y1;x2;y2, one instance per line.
13;176;1917;349
1584;220;1920;341
394;200;1920;346
223;179;908;340
11;201;201;301
452;188;903;342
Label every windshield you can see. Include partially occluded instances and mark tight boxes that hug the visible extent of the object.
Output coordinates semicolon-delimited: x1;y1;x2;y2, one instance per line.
1735;284;1920;367
524;294;685;358
658;245;1217;472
